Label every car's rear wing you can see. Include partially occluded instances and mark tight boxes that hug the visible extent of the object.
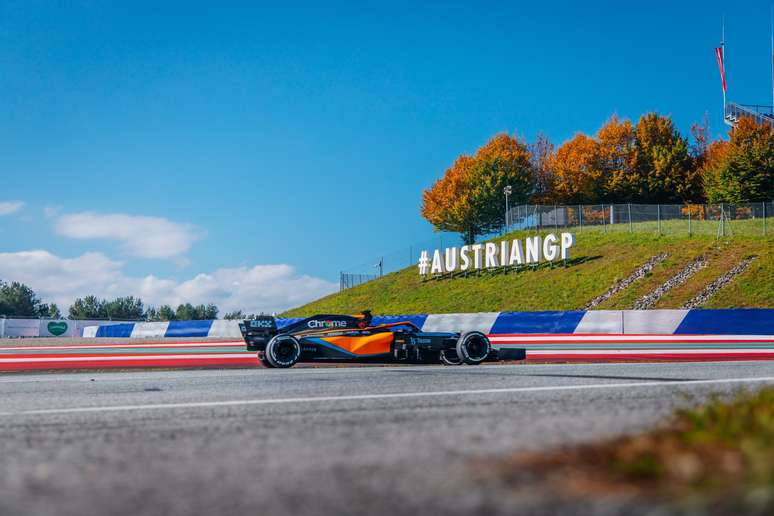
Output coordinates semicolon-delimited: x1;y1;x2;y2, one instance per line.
240;316;279;351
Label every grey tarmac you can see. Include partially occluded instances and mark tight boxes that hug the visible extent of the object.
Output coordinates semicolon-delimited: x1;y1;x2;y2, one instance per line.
1;360;773;516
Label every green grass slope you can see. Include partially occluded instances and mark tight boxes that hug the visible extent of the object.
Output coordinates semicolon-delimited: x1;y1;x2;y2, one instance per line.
284;226;774;317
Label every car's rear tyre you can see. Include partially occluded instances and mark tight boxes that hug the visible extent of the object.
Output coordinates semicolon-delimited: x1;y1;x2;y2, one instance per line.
440;349;463;365
456;331;491;365
265;335;301;368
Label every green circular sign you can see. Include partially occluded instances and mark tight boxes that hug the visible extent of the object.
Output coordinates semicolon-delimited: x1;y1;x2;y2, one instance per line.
47;321;68;336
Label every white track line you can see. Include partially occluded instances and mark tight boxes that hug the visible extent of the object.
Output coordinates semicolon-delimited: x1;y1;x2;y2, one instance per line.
2;376;773;417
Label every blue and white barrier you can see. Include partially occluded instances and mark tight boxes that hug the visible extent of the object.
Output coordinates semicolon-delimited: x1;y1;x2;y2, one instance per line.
81;309;774;338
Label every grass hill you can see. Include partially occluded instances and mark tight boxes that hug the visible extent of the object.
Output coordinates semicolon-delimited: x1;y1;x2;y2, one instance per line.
283;224;774;317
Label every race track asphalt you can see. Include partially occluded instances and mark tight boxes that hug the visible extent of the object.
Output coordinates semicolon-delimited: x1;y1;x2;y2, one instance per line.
1;361;773;516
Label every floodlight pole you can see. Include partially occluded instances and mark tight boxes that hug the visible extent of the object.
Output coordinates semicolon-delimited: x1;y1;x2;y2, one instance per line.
504;185;512;233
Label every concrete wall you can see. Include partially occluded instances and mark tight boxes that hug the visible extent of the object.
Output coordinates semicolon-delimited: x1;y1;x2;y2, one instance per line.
0;319;127;338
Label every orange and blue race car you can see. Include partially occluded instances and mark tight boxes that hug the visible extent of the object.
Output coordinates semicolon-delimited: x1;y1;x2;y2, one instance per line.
239;311;526;368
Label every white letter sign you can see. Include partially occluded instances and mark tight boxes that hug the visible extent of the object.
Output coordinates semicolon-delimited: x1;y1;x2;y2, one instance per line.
418;232;577;277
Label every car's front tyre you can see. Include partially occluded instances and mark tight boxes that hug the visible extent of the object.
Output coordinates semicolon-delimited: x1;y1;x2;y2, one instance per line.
456;331;491;365
264;335;302;368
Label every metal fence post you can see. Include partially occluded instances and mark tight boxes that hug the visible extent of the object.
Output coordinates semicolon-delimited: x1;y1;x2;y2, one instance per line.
721;203;725;237
628;203;632;233
536;205;541;232
578;205;583;231
764;201;767;236
657;204;661;235
688;206;692;236
602;204;607;233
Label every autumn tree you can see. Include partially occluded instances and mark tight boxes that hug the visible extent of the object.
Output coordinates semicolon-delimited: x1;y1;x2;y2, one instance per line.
597;115;636;200
421;155;479;243
549;133;604;203
421;134;534;243
630;113;700;202
702;117;774;202
467;133;534;231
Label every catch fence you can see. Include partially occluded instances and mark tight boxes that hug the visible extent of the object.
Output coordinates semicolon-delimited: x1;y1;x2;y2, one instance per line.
505;202;773;237
339;273;380;291
338;201;773;291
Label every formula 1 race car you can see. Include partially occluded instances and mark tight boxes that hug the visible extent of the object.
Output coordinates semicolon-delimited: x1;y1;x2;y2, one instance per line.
239;311;526;368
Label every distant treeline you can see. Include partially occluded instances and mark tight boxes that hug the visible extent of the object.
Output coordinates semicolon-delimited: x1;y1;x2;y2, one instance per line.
0;279;250;320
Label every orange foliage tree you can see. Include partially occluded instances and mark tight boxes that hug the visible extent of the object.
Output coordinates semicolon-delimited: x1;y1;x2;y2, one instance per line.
549;133;604;204
597;115;636;200
421;133;534;243
421;155;478;240
549;113;703;204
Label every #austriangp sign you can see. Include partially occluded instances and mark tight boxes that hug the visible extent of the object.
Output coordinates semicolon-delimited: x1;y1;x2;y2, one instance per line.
418;232;576;277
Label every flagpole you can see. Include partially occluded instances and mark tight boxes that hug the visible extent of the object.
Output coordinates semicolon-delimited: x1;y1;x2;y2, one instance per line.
722;16;726;116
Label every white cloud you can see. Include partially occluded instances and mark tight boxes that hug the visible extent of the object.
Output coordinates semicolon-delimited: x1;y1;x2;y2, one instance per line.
54;212;203;260
43;205;61;217
0;250;336;314
0;201;25;215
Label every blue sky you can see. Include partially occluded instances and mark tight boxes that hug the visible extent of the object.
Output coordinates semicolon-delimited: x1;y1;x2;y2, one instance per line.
1;0;772;312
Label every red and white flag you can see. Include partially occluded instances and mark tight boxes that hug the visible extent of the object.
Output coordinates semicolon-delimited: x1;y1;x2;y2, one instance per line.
715;46;727;92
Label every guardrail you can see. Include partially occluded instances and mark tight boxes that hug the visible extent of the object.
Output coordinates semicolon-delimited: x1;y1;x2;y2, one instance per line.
725;102;774;126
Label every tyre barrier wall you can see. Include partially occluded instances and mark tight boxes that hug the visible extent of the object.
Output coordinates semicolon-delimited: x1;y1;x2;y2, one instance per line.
80;309;774;338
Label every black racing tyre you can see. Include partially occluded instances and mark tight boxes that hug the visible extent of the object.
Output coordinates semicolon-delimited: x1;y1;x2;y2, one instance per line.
455;331;491;365
440;349;463;365
258;352;275;368
265;335;302;368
